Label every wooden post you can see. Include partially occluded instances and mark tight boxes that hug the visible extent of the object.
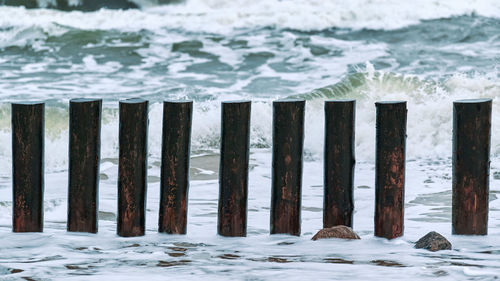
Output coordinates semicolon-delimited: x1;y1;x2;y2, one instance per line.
12;102;44;232
271;99;305;236
218;101;251;237
374;101;406;239
118;98;148;237
159;101;193;234
324;100;355;228
68;98;102;233
452;99;491;235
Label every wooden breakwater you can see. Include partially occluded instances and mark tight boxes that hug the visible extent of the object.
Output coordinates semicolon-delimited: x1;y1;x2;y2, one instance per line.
10;98;492;238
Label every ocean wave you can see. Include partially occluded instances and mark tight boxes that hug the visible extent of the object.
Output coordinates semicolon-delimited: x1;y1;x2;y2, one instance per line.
0;63;498;174
1;0;500;34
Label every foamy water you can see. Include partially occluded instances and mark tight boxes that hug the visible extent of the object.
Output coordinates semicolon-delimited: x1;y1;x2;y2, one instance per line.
0;0;500;279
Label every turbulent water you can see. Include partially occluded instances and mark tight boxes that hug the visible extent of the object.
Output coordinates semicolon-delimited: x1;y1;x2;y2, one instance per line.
0;0;500;280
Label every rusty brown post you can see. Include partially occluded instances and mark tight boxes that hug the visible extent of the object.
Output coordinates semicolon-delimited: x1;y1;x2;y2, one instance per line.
118;98;148;237
324;100;355;228
12;102;44;232
271;99;305;236
67;98;102;233
374;101;406;239
159;101;193;234
218;101;251;237
452;99;491;235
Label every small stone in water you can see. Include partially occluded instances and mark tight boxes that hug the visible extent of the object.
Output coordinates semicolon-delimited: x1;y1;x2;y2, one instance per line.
415;231;452;251
10;268;24;274
311;226;360;240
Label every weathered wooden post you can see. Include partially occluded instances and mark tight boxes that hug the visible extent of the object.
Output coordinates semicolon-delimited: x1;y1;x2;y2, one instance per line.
452;99;491;235
218;101;251;237
159;101;193;234
12;102;44;232
324;100;355;228
271;99;305;236
118;98;148;237
67;98;102;233
374;101;406;239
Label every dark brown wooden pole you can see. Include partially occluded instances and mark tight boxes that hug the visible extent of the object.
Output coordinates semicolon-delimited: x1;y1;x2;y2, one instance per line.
324;100;355;228
271;99;305;236
218;101;251;237
118;98;148;237
452;99;491;235
67;98;102;233
159;101;193;234
12;102;44;232
374;101;406;239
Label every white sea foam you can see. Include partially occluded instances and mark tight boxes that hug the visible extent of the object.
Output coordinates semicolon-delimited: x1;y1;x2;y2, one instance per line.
1;0;500;36
0;2;499;279
0;63;498;174
0;149;499;279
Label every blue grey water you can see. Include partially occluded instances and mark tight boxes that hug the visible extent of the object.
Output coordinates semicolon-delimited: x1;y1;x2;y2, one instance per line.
0;1;500;280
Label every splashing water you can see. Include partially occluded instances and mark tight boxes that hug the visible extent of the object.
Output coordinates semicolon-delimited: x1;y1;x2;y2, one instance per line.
0;1;500;279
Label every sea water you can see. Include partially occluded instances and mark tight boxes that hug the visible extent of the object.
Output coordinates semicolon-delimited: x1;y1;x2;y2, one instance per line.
0;0;500;279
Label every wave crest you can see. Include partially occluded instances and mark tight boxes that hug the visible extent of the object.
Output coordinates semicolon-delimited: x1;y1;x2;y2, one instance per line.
2;0;500;33
0;63;498;175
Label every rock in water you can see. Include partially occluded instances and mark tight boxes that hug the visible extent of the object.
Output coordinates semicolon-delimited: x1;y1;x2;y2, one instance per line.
415;231;452;251
312;226;360;240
